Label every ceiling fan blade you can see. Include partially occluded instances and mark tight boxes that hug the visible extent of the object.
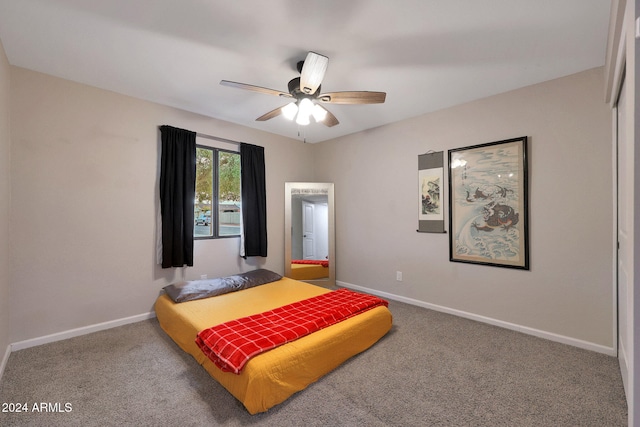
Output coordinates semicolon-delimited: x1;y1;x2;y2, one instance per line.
220;80;293;98
321;107;339;127
318;91;386;105
300;52;328;95
255;105;284;122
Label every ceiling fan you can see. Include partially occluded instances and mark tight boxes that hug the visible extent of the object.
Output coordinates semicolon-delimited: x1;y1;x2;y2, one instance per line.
220;51;386;127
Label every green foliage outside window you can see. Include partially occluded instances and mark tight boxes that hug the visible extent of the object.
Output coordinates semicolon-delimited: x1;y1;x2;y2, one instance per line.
196;148;213;204
219;151;240;202
195;146;241;238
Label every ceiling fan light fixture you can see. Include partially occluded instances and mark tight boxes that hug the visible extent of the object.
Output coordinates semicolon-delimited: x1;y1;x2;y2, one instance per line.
300;52;328;94
296;98;314;125
281;102;298;120
295;113;310;126
312;104;328;122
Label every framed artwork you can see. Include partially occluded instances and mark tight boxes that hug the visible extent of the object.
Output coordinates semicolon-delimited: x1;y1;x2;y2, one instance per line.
448;136;529;269
417;151;445;233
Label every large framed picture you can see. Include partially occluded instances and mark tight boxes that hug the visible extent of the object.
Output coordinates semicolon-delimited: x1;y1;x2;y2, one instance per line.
448;136;529;269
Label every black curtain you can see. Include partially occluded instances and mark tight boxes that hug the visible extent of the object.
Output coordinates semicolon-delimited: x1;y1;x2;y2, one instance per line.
159;125;196;268
240;143;267;257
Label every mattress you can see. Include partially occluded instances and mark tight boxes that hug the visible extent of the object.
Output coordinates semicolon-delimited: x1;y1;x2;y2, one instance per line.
289;263;329;280
154;277;392;414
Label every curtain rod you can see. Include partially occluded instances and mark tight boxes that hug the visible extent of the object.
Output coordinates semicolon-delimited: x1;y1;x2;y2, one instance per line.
196;132;242;146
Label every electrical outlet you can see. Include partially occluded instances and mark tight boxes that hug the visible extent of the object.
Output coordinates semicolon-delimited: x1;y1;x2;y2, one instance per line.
200;274;207;280
396;271;403;282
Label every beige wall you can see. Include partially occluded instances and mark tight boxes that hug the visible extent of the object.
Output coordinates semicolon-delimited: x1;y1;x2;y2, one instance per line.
9;67;314;342
0;40;11;358
4;64;616;353
312;67;614;350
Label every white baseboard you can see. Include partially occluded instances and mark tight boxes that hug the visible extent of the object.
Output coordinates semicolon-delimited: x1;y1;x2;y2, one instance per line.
10;312;156;352
0;344;10;382
339;281;616;357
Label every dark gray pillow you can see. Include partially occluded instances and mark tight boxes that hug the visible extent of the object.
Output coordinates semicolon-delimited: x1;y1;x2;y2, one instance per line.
163;269;282;303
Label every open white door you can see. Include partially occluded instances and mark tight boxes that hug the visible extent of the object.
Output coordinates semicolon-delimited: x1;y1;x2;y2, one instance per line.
302;201;315;259
617;77;633;401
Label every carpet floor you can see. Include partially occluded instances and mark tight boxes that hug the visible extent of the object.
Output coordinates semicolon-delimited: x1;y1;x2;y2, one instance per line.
0;299;628;426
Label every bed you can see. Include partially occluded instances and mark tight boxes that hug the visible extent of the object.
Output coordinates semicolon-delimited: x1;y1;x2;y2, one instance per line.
289;260;329;280
154;271;392;414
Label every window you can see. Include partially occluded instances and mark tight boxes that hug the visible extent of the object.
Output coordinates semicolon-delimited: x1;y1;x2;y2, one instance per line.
194;145;241;238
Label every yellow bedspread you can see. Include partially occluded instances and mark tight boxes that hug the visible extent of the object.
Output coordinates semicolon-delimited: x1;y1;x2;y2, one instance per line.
154;277;392;414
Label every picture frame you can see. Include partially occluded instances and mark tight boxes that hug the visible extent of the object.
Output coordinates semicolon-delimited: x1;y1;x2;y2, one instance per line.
448;136;529;269
417;151;445;233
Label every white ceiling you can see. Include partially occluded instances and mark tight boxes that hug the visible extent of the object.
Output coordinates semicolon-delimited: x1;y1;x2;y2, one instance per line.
0;0;611;143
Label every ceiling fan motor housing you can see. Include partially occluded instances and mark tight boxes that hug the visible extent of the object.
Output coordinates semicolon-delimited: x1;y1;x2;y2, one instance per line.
288;77;320;99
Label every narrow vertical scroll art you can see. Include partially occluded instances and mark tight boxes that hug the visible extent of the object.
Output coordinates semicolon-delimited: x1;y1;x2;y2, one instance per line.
418;151;445;233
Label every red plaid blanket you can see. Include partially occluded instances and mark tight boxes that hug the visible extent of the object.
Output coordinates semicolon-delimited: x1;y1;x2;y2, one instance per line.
291;259;329;267
195;288;388;374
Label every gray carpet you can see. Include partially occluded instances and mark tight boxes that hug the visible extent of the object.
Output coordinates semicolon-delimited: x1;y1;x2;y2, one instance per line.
0;299;628;426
